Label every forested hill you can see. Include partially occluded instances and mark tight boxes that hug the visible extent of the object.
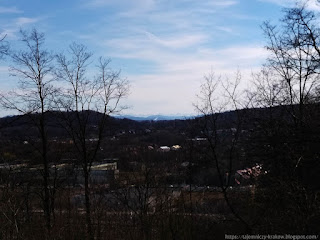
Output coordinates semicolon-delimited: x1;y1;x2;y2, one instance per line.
1;103;320;139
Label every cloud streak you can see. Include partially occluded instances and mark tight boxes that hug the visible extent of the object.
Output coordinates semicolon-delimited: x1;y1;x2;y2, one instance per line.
15;17;39;26
110;43;267;115
259;0;320;11
1;17;40;38
208;1;238;7
0;6;22;14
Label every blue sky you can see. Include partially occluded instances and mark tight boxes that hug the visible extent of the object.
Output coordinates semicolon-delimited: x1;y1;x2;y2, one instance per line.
1;0;320;116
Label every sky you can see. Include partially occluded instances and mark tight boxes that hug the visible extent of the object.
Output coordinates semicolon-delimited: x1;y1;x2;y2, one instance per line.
0;0;320;116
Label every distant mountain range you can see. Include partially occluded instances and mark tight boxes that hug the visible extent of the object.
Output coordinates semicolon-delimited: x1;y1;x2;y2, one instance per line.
114;114;195;121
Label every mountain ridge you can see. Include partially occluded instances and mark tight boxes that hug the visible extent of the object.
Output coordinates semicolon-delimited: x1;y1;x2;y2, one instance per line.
113;114;195;121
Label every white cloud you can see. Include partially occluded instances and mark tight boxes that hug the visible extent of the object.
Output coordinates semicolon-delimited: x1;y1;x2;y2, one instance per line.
0;6;22;14
216;26;235;34
123;73;201;115
83;0;156;10
259;0;294;6
110;43;266;115
15;17;39;26
88;0;266;115
0;66;9;73
208;1;238;7
0;28;16;38
259;0;320;11
0;17;40;39
215;46;268;62
306;0;320;10
103;30;208;60
82;0;113;7
144;31;207;48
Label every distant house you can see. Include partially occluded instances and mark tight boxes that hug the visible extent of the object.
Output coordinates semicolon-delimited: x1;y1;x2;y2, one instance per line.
234;164;263;185
181;161;189;167
171;145;181;150
91;162;117;171
159;146;170;152
193;137;207;141
78;158;120;185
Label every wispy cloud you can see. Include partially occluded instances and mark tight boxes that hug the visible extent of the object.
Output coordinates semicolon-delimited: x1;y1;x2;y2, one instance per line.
103;31;208;64
259;0;320;11
305;0;320;11
258;0;293;6
107;39;267;115
15;17;39;26
83;0;156;9
81;0;113;7
0;6;22;14
216;26;235;34
75;0;263;114
0;28;16;38
144;31;207;48
208;1;238;7
1;17;40;39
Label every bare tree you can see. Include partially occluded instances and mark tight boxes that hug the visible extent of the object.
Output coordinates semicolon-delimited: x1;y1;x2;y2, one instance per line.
262;3;320;127
245;3;320;232
0;33;9;59
0;28;56;234
56;43;129;240
194;71;253;231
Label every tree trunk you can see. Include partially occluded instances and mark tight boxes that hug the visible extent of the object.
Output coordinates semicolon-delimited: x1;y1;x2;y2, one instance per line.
84;169;93;240
40;114;51;235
